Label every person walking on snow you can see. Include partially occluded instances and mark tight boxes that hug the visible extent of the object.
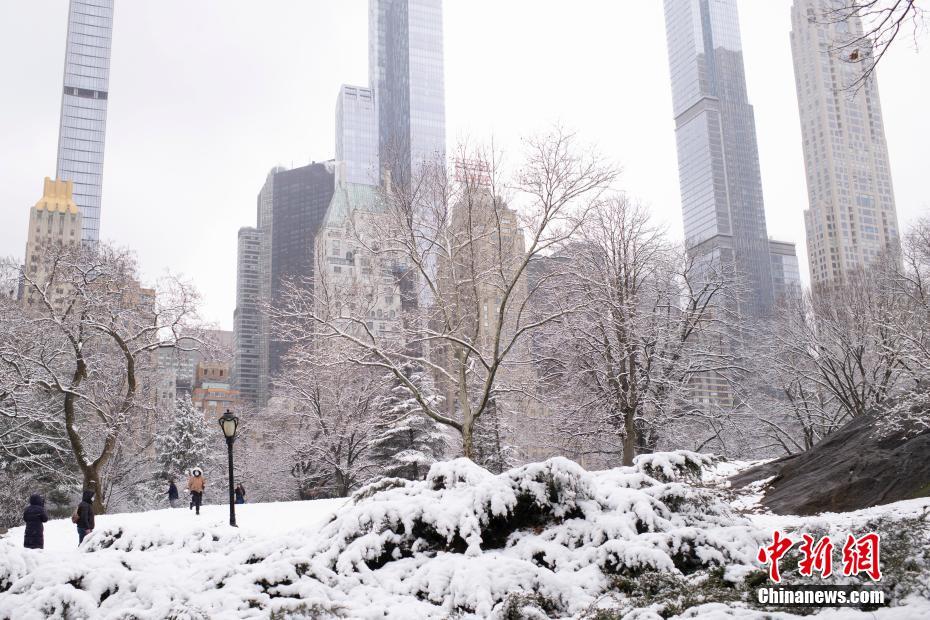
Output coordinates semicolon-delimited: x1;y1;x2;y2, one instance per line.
235;483;246;505
23;493;49;549
168;479;179;508
75;489;95;544
187;468;206;515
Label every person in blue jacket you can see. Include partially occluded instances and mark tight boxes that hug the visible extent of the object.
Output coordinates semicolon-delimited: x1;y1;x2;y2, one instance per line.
23;493;49;549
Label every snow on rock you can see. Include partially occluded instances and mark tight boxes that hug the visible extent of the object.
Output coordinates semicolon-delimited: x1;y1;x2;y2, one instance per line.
0;455;928;618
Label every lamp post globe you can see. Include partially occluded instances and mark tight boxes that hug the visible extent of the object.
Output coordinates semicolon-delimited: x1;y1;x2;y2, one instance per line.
218;409;239;527
219;409;239;439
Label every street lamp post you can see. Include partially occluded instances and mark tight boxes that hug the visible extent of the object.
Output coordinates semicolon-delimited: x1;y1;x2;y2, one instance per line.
218;409;239;527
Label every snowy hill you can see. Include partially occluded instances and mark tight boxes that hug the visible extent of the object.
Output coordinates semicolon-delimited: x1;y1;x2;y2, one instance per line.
1;454;928;619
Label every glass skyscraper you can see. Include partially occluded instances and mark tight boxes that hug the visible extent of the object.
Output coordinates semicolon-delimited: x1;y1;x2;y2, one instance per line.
790;0;899;288
336;85;379;186
663;0;775;318
55;0;114;243
369;0;446;188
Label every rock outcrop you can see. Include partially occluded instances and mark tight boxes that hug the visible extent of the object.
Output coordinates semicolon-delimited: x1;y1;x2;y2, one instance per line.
731;413;930;515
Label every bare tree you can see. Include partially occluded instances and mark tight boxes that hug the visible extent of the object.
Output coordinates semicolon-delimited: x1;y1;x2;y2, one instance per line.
274;129;617;460
749;294;852;454
538;197;738;466
752;216;930;451
821;0;925;88
0;243;199;513
273;348;383;498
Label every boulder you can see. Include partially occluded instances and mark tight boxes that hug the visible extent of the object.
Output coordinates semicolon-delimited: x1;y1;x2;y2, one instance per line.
731;413;930;515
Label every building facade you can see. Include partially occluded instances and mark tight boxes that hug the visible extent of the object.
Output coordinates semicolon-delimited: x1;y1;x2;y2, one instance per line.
233;164;336;407
315;181;405;341
56;0;114;242
663;0;775;318
22;178;83;309
191;361;240;419
336;85;379;186
254;168;284;406
234;227;262;405
269;162;337;376
769;239;802;304
790;0;900;287
369;0;446;187
155;345;178;416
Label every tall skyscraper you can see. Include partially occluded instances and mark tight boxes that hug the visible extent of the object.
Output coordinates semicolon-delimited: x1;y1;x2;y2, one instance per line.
790;0;900;287
55;0;114;242
268;162;336;376
254;168;282;406
234;227;262;405
369;0;446;187
663;0;775;318
336;85;379;186
233;163;336;406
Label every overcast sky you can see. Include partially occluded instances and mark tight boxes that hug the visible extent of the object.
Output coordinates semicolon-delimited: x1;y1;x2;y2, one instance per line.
1;1;927;329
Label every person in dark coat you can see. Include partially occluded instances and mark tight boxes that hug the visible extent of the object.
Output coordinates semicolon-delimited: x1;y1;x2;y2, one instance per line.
23;493;49;549
168;479;179;508
76;489;95;544
234;483;245;505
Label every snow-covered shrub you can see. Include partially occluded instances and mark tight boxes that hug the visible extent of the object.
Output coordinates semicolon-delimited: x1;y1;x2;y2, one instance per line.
632;450;717;483
291;455;760;617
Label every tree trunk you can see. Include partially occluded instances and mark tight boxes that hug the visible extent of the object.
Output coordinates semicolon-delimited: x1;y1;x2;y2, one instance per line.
83;468;106;515
462;417;474;460
622;409;637;466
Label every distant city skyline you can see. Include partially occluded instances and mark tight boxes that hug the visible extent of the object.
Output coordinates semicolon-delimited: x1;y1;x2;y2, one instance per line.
0;1;927;328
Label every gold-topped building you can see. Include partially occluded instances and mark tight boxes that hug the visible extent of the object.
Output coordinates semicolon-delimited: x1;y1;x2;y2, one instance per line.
22;177;83;307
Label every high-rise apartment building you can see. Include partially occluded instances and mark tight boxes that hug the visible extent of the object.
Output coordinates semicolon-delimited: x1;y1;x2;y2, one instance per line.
336;85;379;186
369;0;446;187
254;167;284;406
790;0;900;287
234;227;262;405
663;0;775;318
56;0;114;242
22;178;83;309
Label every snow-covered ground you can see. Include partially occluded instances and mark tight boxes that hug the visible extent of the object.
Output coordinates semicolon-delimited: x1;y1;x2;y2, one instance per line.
5;498;347;552
0;455;927;619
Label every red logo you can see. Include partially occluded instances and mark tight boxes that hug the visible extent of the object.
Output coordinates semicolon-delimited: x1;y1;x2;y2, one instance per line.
841;533;882;581
757;531;881;582
757;530;795;583
798;534;834;578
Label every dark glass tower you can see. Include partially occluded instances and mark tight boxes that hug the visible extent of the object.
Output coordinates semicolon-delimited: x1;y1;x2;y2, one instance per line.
268;162;336;375
663;0;774;318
